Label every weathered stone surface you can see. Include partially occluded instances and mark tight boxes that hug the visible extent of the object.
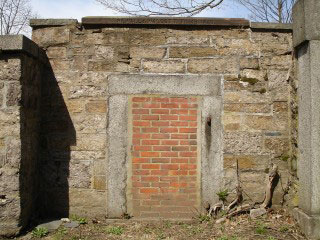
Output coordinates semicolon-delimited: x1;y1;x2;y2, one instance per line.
6;83;21;107
130;46;166;59
224;103;271;113
264;137;290;156
93;176;106;190
32;27;70;47
70;134;106;151
142;60;185;73
108;74;221;96
244;115;286;131
37;220;62;232
188;57;238;74
69;85;106;99
212;38;259;56
47;47;67;58
64;221;79;228
72;114;106;133
224;155;269;171
169;47;217;58
0;59;21;82
224;132;264;154
268;69;289;101
224;92;270;104
250;208;267;218
293;0;320;47
166;34;209;45
85;101;107;113
240;57;260;69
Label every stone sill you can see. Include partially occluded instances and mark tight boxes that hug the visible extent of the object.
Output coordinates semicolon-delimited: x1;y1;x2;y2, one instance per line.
29;17;292;31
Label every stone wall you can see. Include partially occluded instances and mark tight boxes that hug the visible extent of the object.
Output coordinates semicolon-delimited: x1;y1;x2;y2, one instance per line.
28;18;294;219
0;35;45;236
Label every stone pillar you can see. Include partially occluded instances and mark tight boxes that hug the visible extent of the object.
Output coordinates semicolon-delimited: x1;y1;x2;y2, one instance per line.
292;0;320;238
0;35;45;236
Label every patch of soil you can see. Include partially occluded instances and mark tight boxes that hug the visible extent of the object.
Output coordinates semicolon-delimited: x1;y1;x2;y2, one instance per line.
13;210;307;240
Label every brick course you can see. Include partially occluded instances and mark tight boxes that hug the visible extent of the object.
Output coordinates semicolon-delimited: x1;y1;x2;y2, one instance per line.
130;96;199;218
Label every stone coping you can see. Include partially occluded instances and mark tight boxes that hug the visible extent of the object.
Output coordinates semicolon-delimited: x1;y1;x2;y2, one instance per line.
29;17;292;31
250;22;292;31
0;35;45;59
82;16;250;27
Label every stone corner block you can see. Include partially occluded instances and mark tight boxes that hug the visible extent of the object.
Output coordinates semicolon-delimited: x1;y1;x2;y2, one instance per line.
30;19;78;28
293;0;320;47
0;35;42;59
292;208;320;239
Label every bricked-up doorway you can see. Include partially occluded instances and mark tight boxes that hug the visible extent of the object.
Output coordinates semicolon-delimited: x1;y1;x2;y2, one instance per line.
128;96;200;218
106;74;223;219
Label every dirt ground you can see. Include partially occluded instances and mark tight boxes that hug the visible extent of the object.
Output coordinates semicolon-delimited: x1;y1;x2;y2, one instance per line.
10;209;307;240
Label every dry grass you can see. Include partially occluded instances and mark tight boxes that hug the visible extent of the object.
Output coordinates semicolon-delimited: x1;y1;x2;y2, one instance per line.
17;210;306;240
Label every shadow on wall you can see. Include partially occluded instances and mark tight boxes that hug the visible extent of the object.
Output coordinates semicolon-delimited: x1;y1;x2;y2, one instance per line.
37;59;76;219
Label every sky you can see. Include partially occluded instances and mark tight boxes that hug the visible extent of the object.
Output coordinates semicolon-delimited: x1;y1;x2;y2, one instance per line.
29;0;250;21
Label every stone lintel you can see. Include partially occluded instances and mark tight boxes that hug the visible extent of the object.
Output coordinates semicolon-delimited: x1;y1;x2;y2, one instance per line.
293;208;320;239
82;16;250;27
293;0;320;48
250;22;292;31
30;19;78;28
0;35;44;59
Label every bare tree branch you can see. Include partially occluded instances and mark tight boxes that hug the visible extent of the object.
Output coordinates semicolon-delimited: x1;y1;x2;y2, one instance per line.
0;0;34;35
236;0;295;23
95;0;224;16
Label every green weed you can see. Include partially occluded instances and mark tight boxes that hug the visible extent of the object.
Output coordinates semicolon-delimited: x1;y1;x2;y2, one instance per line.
31;227;49;238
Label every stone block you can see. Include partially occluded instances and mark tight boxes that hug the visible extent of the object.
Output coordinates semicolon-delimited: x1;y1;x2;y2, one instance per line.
212;38;258;56
224;92;271;104
65;99;85;113
224;132;264;155
169;47;217;58
69;161;92;188
166;34;209;45
85;101;107;113
240;57;260;70
224;155;269;171
0;59;21;82
69;85;107;99
70;151;105;161
224;103;271;113
93;160;106;176
5;137;21;168
130;32;166;46
93;176;106;190
268;69;289;101
72;114;106;134
49;59;71;71
94;45;115;60
142;60;185;73
87;60;115;72
260;55;292;69
6;83;21;107
264;137;290;156
130;46;166;60
240;69;266;82
32;26;70;47
188;57;238;74
244;115;287;131
47;47;67;58
70;134;106;151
